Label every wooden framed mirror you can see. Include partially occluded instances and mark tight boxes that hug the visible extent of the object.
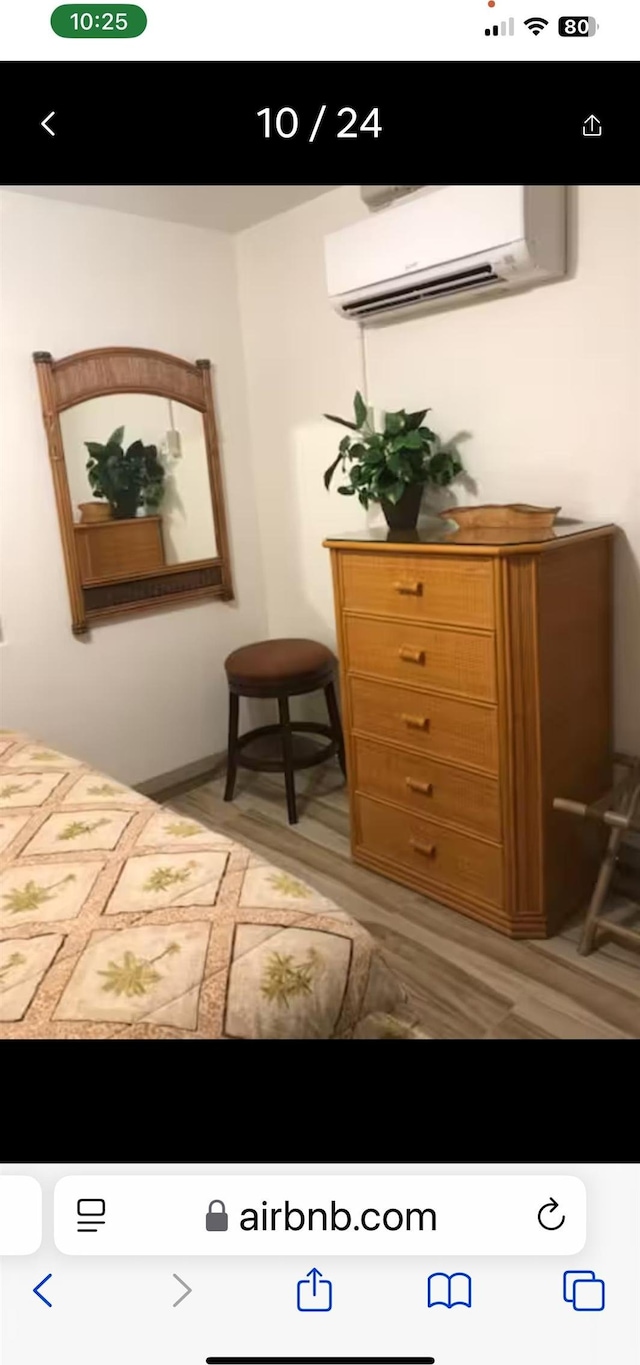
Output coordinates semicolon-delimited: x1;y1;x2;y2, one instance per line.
34;346;233;636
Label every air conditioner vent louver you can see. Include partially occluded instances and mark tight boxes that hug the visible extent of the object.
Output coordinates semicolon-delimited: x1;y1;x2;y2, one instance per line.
325;186;567;322
341;264;501;318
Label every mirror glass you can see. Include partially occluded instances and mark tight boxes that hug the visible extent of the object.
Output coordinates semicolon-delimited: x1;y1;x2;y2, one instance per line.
60;393;217;572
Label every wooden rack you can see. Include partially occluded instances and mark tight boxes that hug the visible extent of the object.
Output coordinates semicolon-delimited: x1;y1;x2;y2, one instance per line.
554;753;640;955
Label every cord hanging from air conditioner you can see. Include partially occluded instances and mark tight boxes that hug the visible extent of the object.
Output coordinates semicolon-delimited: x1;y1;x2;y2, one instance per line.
358;322;369;407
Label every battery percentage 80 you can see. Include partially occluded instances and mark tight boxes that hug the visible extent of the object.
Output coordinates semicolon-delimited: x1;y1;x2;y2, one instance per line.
558;16;599;35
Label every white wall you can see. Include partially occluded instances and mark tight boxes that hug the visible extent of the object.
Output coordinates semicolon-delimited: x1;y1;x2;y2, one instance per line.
0;190;267;784
236;187;367;647
237;185;640;753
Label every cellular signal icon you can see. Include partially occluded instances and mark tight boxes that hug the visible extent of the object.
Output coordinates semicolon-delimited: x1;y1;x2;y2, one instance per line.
485;16;515;34
524;16;549;32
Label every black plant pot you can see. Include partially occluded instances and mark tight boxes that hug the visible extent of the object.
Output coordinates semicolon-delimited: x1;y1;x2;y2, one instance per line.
112;495;139;521
380;483;424;531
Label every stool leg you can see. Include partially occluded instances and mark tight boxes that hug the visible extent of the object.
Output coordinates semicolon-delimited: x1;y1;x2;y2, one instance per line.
278;695;298;824
223;691;240;803
324;681;346;777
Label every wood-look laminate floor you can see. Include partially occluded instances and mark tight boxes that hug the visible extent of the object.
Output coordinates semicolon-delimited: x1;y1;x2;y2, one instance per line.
165;760;640;1039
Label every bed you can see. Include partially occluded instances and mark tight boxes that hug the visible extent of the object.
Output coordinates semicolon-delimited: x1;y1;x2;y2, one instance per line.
0;731;424;1039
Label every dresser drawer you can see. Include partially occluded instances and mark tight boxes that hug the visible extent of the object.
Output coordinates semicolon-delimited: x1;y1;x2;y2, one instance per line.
353;735;502;841
345;615;496;703
355;794;503;908
340;552;495;629
350;676;499;775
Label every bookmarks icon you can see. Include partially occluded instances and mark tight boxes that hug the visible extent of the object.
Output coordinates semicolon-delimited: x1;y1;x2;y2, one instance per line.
427;1272;472;1308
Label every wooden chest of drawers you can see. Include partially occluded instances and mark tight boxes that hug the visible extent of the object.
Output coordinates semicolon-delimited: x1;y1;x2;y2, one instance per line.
74;516;165;586
325;524;615;938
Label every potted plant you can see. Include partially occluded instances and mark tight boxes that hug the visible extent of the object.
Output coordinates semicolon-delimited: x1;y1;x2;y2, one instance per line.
323;392;464;530
84;427;165;520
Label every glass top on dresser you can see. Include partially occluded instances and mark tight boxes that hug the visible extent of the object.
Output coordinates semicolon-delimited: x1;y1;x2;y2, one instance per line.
324;518;615;548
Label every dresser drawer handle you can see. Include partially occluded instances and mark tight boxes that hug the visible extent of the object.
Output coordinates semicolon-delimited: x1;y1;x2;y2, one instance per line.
399;647;425;664
410;839;436;858
406;778;433;796
401;713;430;731
394;580;422;596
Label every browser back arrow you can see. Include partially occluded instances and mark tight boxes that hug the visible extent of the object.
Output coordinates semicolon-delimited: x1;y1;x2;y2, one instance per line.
41;111;56;136
33;1273;53;1307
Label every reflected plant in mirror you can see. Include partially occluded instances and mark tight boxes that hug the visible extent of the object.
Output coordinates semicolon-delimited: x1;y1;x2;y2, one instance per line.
84;426;165;521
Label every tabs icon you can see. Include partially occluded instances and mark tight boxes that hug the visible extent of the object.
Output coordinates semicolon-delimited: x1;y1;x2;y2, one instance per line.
563;1270;605;1311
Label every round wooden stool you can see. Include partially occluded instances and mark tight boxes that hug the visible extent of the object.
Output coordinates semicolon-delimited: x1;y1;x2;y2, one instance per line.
223;638;346;825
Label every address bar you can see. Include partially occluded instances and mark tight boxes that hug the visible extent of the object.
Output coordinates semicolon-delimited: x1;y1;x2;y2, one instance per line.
53;1175;587;1255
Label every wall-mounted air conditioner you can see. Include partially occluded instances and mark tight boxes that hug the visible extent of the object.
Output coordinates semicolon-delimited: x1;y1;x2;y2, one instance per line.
360;186;426;211
325;185;567;323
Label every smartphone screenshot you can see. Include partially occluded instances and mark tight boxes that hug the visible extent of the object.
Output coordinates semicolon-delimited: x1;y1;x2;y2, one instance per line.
1;3;639;1363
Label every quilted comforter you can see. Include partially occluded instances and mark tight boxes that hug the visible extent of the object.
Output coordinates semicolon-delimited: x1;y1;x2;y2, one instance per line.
0;731;423;1039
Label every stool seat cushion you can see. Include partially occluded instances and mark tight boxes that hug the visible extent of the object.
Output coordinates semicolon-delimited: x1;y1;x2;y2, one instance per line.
225;638;336;689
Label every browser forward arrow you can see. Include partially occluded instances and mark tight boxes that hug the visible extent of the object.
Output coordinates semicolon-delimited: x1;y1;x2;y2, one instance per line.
172;1274;192;1307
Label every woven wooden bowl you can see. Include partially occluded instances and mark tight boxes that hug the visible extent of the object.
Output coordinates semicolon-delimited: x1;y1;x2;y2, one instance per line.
440;503;560;529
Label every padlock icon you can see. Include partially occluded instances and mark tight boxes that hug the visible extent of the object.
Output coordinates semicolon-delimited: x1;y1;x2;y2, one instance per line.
206;1199;228;1232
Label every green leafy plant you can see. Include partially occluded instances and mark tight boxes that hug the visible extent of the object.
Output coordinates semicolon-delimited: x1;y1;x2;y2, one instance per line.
323;391;464;509
2;873;76;915
97;942;181;998
261;949;321;1008
0;951;27;989
85;426;165;520
57;817;111;842
164;820;203;839
143;861;199;893
267;872;311;900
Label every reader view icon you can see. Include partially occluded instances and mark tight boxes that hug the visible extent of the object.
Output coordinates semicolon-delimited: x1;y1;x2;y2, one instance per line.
297;1267;333;1311
563;1270;605;1311
427;1272;472;1308
76;1198;106;1232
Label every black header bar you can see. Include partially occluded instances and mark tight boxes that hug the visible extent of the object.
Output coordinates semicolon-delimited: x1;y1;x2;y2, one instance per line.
1;60;631;182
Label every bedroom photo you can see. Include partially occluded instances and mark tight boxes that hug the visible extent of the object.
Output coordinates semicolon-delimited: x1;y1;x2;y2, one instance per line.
0;183;639;1041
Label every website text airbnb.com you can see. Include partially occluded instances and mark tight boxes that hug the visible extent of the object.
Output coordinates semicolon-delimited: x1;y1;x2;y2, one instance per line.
238;1201;437;1231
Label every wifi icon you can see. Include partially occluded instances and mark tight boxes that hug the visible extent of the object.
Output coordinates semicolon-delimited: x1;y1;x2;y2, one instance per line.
524;16;549;32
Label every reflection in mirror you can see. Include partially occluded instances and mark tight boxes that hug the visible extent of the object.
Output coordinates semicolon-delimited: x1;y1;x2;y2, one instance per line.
60;393;218;567
35;346;233;636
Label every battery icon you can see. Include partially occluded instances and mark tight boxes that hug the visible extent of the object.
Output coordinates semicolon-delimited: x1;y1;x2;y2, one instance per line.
558;16;598;35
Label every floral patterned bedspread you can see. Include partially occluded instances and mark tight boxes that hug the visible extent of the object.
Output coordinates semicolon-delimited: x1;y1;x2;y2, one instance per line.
0;732;423;1039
